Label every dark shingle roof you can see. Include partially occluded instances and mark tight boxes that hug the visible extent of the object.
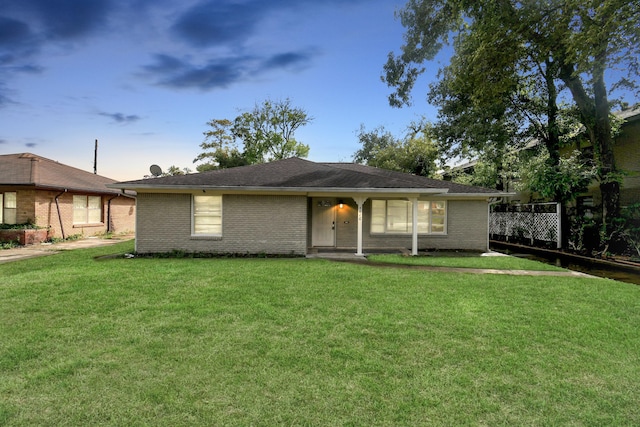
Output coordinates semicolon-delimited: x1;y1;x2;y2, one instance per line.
112;157;499;195
0;153;125;195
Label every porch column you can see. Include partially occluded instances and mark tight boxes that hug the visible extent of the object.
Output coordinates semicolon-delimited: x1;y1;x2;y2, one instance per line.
353;196;368;256
410;197;418;256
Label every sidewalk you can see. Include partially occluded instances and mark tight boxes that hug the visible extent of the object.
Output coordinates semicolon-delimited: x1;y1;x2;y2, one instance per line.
0;234;134;264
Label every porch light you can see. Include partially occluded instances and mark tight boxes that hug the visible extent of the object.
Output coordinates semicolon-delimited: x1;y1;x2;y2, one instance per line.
338;199;344;209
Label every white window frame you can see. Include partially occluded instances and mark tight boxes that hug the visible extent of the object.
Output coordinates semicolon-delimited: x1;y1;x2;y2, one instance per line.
192;195;223;236
73;195;103;225
1;192;17;225
370;199;447;235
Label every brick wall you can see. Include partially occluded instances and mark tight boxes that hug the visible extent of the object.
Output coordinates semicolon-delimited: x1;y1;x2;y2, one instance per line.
335;199;489;252
320;198;489;252
1;188;134;237
136;193;307;255
107;196;136;234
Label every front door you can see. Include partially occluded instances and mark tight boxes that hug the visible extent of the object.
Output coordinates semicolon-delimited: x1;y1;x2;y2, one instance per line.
312;198;336;247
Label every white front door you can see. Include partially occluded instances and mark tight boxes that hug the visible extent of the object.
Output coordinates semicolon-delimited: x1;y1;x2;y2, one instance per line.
312;198;336;247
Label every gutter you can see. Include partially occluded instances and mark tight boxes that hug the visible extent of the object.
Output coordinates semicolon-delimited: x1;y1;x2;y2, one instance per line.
54;189;68;239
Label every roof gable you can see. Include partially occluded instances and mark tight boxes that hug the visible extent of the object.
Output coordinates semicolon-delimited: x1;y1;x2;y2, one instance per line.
112;157;499;195
0;153;124;194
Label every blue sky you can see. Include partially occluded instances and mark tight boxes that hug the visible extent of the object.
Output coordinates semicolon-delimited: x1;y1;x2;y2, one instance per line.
0;0;445;181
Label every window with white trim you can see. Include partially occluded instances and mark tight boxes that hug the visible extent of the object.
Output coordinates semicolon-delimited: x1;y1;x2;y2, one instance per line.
193;195;222;235
73;195;102;224
371;200;446;234
1;192;17;224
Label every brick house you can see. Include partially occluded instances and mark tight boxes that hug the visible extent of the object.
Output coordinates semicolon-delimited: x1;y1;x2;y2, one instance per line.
0;153;136;239
109;158;505;256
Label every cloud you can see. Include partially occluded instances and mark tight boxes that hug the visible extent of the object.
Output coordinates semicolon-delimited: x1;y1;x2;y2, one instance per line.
0;82;17;108
98;112;142;124
8;0;113;41
0;0;114;105
25;142;37;148
259;51;315;72
142;49;318;90
171;1;268;47
0;16;33;47
142;54;248;90
0;139;7;144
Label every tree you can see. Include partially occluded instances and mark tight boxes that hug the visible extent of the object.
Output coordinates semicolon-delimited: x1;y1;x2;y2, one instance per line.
353;121;439;177
193;119;248;172
158;165;191;176
194;99;313;170
233;98;312;164
517;147;597;205
383;0;640;233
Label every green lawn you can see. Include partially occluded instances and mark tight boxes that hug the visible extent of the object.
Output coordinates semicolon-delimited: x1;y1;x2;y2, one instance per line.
1;242;639;426
368;253;567;271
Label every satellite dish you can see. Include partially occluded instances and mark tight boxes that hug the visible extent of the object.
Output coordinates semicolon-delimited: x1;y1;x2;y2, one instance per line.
149;164;163;177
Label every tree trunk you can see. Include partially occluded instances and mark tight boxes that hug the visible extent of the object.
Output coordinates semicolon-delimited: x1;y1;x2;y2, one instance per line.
559;59;620;243
593;52;620;236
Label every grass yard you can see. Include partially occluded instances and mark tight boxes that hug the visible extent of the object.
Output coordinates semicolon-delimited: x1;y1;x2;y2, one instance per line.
1;242;639;426
368;253;567;271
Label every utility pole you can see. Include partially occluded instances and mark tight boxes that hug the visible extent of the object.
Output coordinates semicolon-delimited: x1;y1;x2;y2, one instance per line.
94;139;98;174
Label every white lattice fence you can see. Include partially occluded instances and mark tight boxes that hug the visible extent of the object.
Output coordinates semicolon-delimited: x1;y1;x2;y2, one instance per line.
490;203;561;248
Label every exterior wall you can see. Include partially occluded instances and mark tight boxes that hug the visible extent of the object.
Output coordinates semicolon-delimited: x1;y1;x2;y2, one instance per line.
107;196;136;234
136;193;308;255
0;187;135;238
614;118;640;206
10;188;37;224
332;198;489;252
361;199;488;252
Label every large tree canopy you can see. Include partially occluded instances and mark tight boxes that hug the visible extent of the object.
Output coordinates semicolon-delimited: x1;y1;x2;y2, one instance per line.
383;0;640;232
194;99;312;171
353;121;439;177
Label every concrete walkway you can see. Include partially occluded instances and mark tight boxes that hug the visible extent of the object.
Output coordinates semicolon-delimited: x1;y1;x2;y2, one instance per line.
0;235;134;264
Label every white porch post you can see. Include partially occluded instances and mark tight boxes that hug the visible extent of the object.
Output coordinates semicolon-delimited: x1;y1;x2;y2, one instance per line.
353;196;368;256
410;197;418;256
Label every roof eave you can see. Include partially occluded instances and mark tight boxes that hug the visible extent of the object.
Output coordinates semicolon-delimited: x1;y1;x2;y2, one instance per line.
444;192;514;199
106;183;452;195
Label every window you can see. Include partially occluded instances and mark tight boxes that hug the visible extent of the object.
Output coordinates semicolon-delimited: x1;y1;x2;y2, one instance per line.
1;192;17;224
193;195;222;235
73;195;102;224
371;200;446;234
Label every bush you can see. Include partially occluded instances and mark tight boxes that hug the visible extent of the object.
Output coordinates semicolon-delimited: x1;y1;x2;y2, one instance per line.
0;222;43;230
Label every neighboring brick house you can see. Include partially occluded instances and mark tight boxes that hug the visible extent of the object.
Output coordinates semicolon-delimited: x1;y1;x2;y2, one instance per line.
0;153;135;239
109;157;505;256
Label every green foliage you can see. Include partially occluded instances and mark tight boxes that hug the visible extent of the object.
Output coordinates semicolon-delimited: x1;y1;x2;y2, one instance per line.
385;0;639;226
0;239;20;249
603;203;640;258
0;222;42;230
517;148;597;204
353;121;439;177
567;212;598;254
160;165;192;176
195;99;312;170
194;118;249;171
235;98;311;163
